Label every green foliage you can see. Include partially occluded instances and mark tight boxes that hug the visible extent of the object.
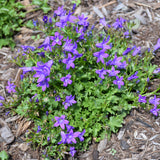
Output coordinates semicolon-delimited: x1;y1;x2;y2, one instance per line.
32;0;51;13
0;0;25;49
71;0;81;6
6;6;160;160
0;151;9;160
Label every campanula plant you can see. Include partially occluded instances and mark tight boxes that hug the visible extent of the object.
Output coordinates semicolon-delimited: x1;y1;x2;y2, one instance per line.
5;4;160;159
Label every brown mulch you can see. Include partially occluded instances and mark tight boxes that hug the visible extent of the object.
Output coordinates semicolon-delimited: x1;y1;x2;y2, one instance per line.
0;0;160;159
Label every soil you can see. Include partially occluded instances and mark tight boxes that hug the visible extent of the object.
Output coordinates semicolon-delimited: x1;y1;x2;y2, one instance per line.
0;0;160;160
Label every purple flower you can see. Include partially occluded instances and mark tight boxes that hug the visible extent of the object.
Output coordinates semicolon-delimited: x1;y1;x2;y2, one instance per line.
37;126;41;133
46;111;49;116
0;96;5;101
54;6;66;16
117;61;128;69
150;106;160;116
127;71;138;81
113;76;124;89
6;81;16;93
33;20;37;26
153;68;160;74
153;38;160;51
107;66;120;77
112;17;126;29
149;95;160;107
132;46;141;56
138;95;147;103
38;37;52;52
55;95;61;101
50;32;63;46
72;3;76;11
54;115;69;130
93;49;109;64
21;45;35;52
63;37;75;52
58;131;67;144
62;53;76;70
122;48;131;56
43;16;48;23
47;137;50;141
66;124;74;132
37;52;45;57
60;74;72;87
69;147;76;157
100;17;107;26
66;129;80;144
78;129;85;141
33;60;53;83
62;95;77;110
77;14;89;27
147;77;150;82
60;11;77;24
111;54;122;66
21;67;33;74
124;30;129;38
96;36;111;50
95;68;107;79
5;111;10;115
37;77;50;91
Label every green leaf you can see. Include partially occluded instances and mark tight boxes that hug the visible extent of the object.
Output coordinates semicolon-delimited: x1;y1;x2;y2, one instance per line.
41;5;51;14
108;115;123;133
26;20;34;29
0;150;9;160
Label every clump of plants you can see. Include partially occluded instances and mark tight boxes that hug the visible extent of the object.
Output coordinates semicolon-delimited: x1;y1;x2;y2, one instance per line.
3;5;160;160
0;0;25;49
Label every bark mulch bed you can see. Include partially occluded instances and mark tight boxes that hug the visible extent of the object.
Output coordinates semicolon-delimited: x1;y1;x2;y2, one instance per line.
0;0;160;159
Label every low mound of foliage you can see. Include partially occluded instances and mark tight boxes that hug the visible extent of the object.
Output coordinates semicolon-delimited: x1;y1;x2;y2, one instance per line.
2;5;160;160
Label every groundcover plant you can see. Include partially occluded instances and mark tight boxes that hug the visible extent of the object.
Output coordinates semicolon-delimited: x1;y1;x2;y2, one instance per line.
2;4;160;160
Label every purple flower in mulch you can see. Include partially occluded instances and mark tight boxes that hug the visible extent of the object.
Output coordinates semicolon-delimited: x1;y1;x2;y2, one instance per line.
55;95;61;102
96;36;111;50
132;46;141;56
77;14;89;27
107;66;120;77
69;147;76;157
54;115;69;130
123;48;132;56
113;76;124;89
21;66;33;74
37;77;50;91
127;71;138;81
62;95;77;110
65;129;80;144
138;95;147;103
33;60;53;83
62;53;76;70
112;17;126;29
150;106;160;116
100;17;107;26
50;32;63;46
43;16;48;23
149;95;160;107
153;38;160;52
60;74;72;87
78;129;85;142
93;49;109;64
153;68;160;74
54;6;66;16
38;37;52;52
95;68;108;79
6;81;16;93
37;126;41;133
66;124;74;133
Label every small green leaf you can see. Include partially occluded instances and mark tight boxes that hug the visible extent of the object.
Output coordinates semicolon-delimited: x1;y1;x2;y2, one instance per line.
0;150;9;160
